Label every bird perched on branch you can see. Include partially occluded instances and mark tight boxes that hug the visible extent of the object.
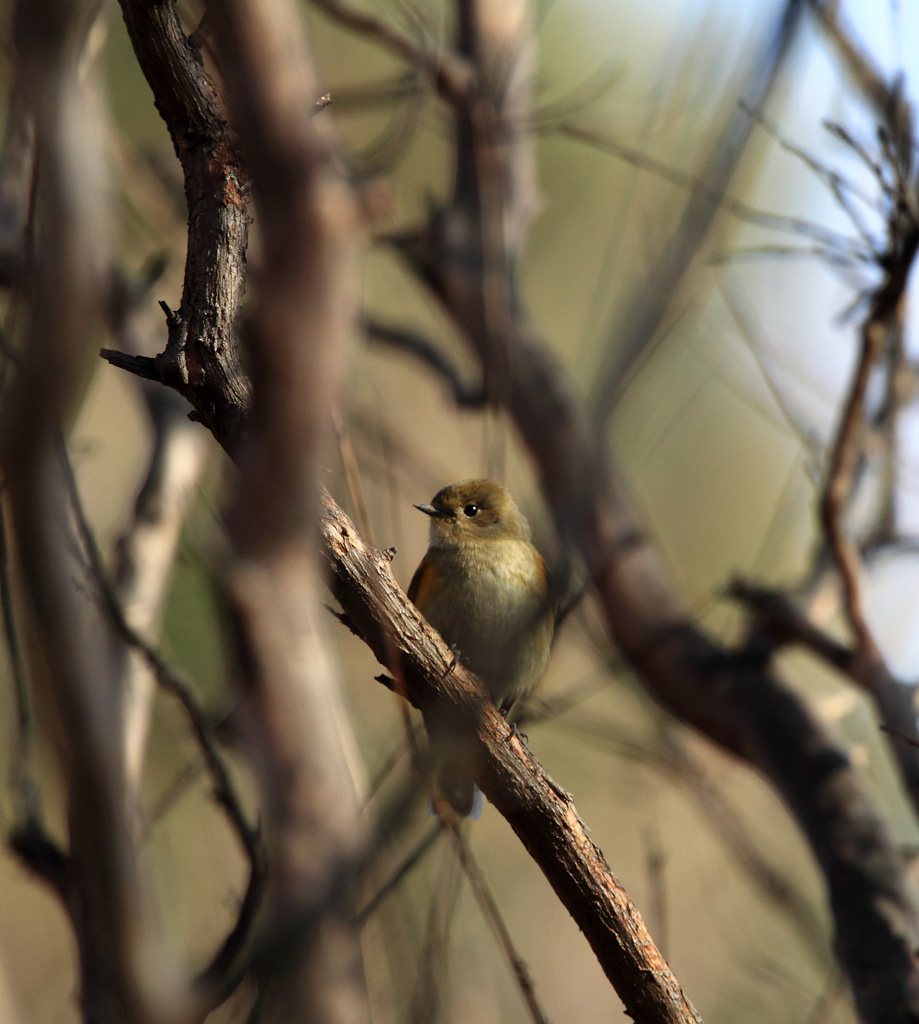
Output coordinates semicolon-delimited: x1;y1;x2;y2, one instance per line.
408;479;554;818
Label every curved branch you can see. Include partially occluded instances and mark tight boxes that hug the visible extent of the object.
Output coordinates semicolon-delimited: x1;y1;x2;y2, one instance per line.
320;492;701;1024
364;319;487;407
309;0;474;105
115;0;251;454
102;0;919;1021
393;1;919;1021
818;191;919;810
590;0;808;416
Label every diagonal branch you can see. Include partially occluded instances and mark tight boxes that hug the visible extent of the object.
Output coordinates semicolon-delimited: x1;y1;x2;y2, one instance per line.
589;0;808;417
98;1;919;1022
444;821;550;1024
309;0;473;104
807;0;913;163
320;491;701;1024
364;320;487;408
57;436;266;1005
393;2;919;1021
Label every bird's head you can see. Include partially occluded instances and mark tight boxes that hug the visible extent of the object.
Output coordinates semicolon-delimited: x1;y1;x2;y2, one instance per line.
415;479;531;546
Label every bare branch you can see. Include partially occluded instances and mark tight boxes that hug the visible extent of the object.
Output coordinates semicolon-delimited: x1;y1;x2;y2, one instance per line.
394;1;919;1019
57;435;266;1006
321;492;701;1024
731;579;855;675
445;821;551;1024
816;122;919;804
104;265;215;812
0;497;70;896
0;0;176;1019
96;1;919;1020
115;395;211;791
732;576;919;805
208;0;370;1021
589;0;808;417
821;324;892;653
808;0;913;162
364;320;487;407
0;69;34;289
114;0;252;455
309;0;474;104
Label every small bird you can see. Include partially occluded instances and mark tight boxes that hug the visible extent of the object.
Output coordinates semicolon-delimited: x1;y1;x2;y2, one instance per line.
408;479;554;817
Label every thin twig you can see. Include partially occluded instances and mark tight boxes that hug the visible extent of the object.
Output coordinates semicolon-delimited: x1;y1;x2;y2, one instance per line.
532;62;625;133
741;101;882;250
0;500;37;820
808;0;913;161
880;725;919;750
364;320;487;408
408;841;462;1024
357;823;441;924
333;409;375;544
309;0;473;104
803;970;846;1024
0;499;69;894
821;359;882;653
57;438;260;862
59;435;266;997
819;244;918;658
644;826;669;963
145;761;203;833
561;124;866;262
712;243;871;270
445;819;552;1024
716;278;823;468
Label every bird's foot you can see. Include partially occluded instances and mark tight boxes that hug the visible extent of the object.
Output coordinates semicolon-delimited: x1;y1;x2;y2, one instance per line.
444;646;462;676
506;721;529;746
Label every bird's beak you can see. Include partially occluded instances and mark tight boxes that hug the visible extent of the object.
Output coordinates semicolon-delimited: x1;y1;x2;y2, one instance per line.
414;503;448;518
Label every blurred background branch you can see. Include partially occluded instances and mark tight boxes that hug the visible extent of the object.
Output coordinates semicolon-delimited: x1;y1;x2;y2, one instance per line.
3;0;919;1022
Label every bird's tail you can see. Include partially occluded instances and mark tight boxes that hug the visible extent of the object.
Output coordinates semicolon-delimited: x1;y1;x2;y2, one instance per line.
431;762;483;820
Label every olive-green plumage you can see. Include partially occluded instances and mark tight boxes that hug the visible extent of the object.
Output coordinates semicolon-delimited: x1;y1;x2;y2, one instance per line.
409;480;553;817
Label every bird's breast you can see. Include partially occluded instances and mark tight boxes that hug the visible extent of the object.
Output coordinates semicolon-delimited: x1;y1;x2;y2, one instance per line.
416;540;552;706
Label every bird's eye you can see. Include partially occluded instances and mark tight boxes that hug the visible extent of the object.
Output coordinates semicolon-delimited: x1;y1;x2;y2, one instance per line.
463;504;479;518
